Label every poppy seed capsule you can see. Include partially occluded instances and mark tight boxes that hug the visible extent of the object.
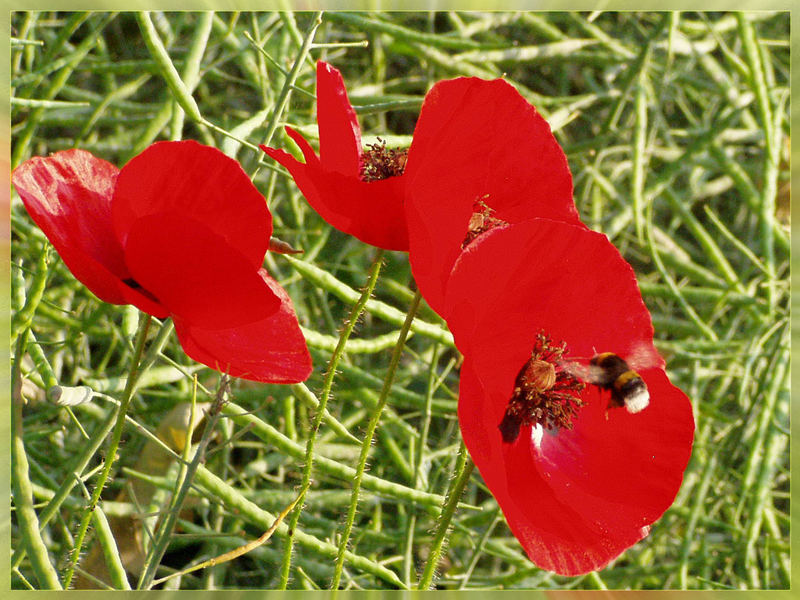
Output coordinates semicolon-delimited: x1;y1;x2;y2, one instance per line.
523;359;557;392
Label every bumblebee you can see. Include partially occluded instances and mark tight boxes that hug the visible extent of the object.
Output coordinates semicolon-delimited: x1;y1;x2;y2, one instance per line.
562;351;651;414
587;353;650;414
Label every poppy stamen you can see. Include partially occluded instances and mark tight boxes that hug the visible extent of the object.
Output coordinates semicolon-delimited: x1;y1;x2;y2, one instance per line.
462;199;508;249
499;331;585;444
360;138;408;182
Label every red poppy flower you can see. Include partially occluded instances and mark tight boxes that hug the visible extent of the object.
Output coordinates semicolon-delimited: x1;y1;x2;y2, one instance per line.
12;141;311;383
403;76;581;316
445;218;694;575
261;61;409;251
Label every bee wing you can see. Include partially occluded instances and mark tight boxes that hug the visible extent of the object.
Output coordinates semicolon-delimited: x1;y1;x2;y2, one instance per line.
560;361;605;384
560;360;587;379
625;342;661;372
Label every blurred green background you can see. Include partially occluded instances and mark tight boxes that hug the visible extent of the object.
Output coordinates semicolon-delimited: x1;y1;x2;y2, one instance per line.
7;8;792;591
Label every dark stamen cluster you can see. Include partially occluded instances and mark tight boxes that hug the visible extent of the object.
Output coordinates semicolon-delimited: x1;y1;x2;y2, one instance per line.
499;331;585;444
360;138;408;182
462;199;508;249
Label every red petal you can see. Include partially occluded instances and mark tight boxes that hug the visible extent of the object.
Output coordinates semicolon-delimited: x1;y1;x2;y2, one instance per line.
123;212;279;328
316;61;362;176
459;360;693;575
173;270;312;383
535;368;694;535
458;362;643;575
260;61;409;251
112;140;271;270
119;283;171;319
261;134;408;251
451;221;695;574
11;150;131;305
404;78;579;315
445;219;658;390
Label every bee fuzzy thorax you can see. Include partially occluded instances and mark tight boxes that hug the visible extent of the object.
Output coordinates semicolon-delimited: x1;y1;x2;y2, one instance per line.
559;351;652;415
589;352;629;384
499;336;655;446
589;353;650;414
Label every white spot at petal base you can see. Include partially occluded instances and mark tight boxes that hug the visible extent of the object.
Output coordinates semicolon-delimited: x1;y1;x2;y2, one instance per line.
531;423;544;449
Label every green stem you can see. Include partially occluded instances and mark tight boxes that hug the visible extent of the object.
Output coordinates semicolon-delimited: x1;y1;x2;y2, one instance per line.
137;378;223;589
90;506;131;590
221;400;465;509
12;13;115;166
10;245;49;346
586;571;609;590
261;11;322;149
13;323;174;573
12;318;174;574
644;201;717;341
193;463;405;587
278;249;385;589
737;14;781;310
331;290;422;589
62;315;152;589
169;13;213;139
403;342;440;586
417;441;474;590
11;329;62;589
198;12;322;163
631;42;651;244
286;256;453;347
136;11;202;122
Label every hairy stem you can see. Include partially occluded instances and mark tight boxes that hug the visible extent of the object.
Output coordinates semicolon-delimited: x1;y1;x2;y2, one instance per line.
331;290;422;589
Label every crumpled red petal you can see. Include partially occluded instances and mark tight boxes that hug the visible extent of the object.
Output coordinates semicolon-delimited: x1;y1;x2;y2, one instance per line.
173;270;312;383
112;140;271;270
261;61;409;252
404;77;580;315
448;220;694;574
15;142;312;384
123;211;279;329
316;60;362;176
11;149;131;305
263;134;408;251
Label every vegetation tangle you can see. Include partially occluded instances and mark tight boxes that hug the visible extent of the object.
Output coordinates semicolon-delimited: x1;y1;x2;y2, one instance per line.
10;11;789;590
